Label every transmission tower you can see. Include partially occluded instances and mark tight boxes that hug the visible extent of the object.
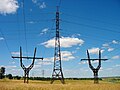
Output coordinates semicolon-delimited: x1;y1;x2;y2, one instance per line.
12;46;43;83
81;50;107;84
51;7;65;84
42;70;44;78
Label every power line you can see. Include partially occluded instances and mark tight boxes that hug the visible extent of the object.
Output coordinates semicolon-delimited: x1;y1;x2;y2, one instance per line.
0;29;12;57
103;46;120;58
58;0;62;7
16;9;21;47
62;20;120;34
63;34;109;44
0;19;53;23
62;13;120;28
22;0;28;56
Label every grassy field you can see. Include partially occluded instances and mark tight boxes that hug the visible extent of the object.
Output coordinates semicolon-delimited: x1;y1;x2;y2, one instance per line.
0;79;120;90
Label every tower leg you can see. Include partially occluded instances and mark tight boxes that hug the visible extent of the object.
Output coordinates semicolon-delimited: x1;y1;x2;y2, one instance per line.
50;77;54;84
24;71;26;83
27;73;29;84
94;71;99;84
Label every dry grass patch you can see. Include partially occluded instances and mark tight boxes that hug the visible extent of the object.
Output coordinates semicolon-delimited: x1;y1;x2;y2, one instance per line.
0;79;120;90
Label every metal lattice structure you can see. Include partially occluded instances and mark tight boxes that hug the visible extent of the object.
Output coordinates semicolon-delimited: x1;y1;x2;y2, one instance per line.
51;7;65;84
12;47;43;83
81;50;107;84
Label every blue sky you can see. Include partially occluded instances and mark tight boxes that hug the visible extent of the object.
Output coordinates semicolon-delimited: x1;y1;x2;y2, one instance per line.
0;0;120;78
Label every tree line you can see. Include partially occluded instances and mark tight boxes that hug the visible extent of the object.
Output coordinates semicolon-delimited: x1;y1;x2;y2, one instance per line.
0;67;103;80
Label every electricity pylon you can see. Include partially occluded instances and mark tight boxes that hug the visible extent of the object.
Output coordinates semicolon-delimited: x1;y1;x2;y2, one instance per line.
12;46;43;83
51;7;65;84
81;50;107;84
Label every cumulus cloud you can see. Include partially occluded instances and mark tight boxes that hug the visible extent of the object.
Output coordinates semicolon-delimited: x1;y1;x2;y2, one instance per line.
43;57;53;62
0;37;4;40
88;47;104;54
102;43;109;47
36;61;52;66
102;40;120;52
112;40;119;44
40;28;48;35
32;0;46;9
61;51;75;61
79;61;88;64
33;64;41;69
32;0;37;4
36;51;75;65
71;34;81;37
112;55;120;59
41;37;84;48
11;51;19;56
11;61;15;64
115;64;120;67
79;60;99;65
39;2;46;9
108;48;114;52
27;21;35;24
0;0;19;15
0;65;17;69
36;57;53;66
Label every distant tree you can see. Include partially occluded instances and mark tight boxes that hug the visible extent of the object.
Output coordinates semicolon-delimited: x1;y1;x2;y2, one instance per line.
13;76;21;80
6;74;13;79
0;67;5;79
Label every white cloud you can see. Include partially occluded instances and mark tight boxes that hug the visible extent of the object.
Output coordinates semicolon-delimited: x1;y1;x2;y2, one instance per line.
43;57;53;62
102;40;120;50
32;0;37;4
72;51;77;54
6;65;17;68
61;51;75;61
79;60;99;65
102;40;120;49
115;64;120;67
105;68;113;71
91;60;99;64
0;0;19;15
0;65;17;69
108;48;114;52
0;37;4;40
112;40;119;44
11;61;15;64
37;61;52;65
102;43;114;52
71;34;81;37
33;64;41;69
79;61;88;64
11;51;19;56
36;51;75;64
36;57;53;65
41;37;84;48
103;56;108;59
39;2;46;9
27;21;35;24
102;43;109;47
76;47;80;50
112;55;120;59
32;0;46;9
42;62;52;65
40;28;48;35
88;47;104;54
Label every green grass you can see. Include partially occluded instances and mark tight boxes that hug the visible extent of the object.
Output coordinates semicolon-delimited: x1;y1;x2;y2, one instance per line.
0;79;120;90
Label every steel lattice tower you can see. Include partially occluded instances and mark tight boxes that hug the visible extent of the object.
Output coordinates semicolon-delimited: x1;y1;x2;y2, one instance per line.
51;7;65;84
